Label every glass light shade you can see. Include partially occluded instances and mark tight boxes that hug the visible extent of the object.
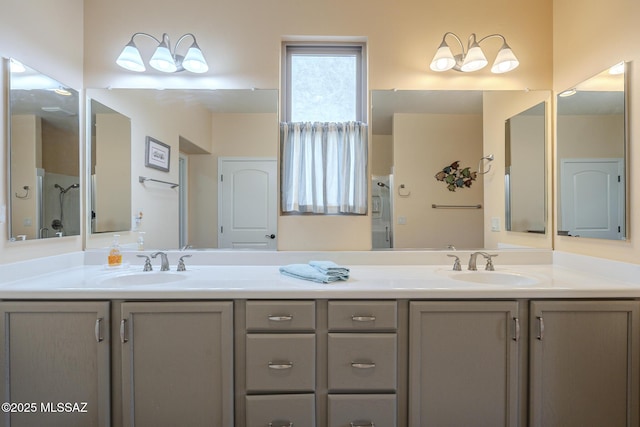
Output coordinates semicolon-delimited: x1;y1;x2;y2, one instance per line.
116;41;146;72
609;62;625;75
9;59;25;73
182;42;209;73
149;42;177;73
491;43;519;73
430;42;456;72
460;43;487;72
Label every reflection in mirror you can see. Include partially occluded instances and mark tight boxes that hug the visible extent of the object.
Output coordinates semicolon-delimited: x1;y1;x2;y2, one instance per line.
84;88;278;250
557;63;627;240
371;90;485;249
89;99;132;233
505;101;546;233
8;58;80;240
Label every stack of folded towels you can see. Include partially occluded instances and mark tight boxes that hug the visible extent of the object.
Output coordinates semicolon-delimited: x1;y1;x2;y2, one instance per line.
279;261;350;283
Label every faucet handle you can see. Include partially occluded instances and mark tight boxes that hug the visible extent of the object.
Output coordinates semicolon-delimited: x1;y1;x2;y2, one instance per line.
447;254;461;271
481;253;498;271
177;255;192;271
136;255;153;271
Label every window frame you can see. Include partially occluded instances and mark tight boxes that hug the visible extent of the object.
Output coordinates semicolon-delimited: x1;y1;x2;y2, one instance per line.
281;42;367;124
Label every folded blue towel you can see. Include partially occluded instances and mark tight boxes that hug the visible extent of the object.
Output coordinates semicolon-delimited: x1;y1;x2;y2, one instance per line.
279;263;348;283
309;260;350;278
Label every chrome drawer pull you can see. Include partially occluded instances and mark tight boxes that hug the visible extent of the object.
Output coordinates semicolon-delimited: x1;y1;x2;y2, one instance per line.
351;422;375;427
268;422;293;427
268;315;293;322
120;319;128;343
352;315;376;322
351;361;376;369
95;318;103;343
268;361;294;370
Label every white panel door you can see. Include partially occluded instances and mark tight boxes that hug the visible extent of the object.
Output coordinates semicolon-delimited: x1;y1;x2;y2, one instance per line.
560;158;624;239
218;158;277;249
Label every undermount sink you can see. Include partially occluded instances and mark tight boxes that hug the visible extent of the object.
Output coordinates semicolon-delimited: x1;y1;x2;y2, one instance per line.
100;272;188;287
441;270;540;286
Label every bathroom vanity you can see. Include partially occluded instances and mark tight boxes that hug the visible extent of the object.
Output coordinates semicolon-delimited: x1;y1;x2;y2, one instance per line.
0;250;638;427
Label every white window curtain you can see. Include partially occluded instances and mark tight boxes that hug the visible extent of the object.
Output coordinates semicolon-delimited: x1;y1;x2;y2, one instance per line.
281;121;368;214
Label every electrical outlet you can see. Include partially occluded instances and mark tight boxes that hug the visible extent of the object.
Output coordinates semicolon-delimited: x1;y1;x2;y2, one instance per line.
491;217;501;232
398;216;407;225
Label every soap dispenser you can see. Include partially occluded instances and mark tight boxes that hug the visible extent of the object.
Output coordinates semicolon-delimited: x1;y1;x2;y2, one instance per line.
108;234;123;267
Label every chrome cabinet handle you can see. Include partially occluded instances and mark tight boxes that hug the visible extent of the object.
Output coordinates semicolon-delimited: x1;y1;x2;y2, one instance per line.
268;314;293;322
537;316;544;340
120;319;128;343
268;422;292;427
351;422;375;427
268;362;294;370
513;317;520;342
351;361;376;369
95;318;103;343
352;315;376;322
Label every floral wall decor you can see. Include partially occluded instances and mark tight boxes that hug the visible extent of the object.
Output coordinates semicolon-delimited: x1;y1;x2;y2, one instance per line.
434;161;478;191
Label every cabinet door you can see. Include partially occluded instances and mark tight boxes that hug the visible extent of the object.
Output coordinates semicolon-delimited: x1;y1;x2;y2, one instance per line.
530;300;640;427
120;301;233;427
409;301;520;427
0;301;110;427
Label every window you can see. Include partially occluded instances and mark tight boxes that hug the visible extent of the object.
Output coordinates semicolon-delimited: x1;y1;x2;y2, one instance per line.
281;43;368;214
283;44;365;123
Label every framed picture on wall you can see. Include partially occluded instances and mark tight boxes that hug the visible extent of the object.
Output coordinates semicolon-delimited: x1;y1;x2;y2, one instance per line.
145;136;170;172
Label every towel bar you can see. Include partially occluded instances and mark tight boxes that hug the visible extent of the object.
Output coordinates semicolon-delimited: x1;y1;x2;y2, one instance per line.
432;204;482;209
139;176;179;188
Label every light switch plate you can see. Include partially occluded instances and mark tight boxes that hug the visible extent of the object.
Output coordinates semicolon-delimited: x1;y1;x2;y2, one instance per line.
491;217;501;232
398;216;407;225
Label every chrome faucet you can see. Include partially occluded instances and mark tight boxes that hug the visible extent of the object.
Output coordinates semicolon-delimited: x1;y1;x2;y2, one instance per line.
468;252;498;271
137;255;153;271
468;252;483;270
151;252;170;271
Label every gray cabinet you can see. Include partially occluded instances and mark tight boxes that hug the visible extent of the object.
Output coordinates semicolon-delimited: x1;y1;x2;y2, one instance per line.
409;301;520;427
529;300;640;427
120;301;233;427
0;301;110;427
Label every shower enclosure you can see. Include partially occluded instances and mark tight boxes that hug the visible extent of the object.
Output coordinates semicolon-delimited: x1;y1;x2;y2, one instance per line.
372;174;393;249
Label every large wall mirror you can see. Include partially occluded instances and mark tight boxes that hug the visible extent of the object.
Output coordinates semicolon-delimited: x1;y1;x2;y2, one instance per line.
505;101;546;234
371;89;551;250
556;62;627;240
85;88;278;250
89;99;132;234
8;58;80;240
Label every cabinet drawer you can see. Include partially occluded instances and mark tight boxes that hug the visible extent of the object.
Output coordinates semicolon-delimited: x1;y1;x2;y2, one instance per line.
246;334;315;392
327;333;397;392
246;394;315;427
328;300;397;331
246;300;316;331
328;394;397;427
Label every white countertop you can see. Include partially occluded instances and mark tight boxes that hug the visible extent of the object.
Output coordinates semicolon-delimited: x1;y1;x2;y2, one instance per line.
0;250;639;299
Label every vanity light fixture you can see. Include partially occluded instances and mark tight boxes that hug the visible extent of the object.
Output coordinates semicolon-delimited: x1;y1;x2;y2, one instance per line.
430;32;519;73
609;62;625;75
9;59;25;73
558;88;577;97
116;32;209;74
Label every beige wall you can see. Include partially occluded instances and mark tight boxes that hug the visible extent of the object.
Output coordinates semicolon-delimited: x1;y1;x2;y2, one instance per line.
2;0;640;264
372;135;393;176
393;113;483;249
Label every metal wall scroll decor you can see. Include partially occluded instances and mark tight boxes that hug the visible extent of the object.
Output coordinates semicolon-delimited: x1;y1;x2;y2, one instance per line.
434;161;478;191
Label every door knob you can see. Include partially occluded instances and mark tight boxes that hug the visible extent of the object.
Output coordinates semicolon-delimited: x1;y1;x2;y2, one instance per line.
265;234;276;239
